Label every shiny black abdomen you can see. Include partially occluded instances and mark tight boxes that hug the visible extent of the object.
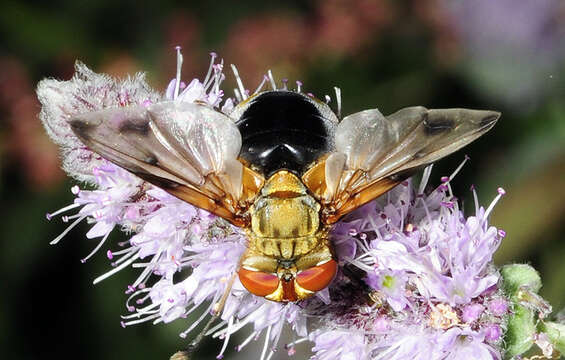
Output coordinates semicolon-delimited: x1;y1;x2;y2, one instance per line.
235;91;334;177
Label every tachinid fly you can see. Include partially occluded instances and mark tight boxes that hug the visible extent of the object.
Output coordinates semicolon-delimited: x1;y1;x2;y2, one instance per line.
69;85;499;302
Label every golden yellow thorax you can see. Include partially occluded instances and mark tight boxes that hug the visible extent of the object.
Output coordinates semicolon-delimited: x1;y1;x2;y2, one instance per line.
248;170;321;259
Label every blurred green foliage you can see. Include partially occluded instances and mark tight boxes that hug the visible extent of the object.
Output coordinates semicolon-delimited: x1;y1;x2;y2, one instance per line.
1;0;564;359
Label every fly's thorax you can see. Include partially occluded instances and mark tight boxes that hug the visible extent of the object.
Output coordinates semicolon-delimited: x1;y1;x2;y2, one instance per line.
249;170;322;258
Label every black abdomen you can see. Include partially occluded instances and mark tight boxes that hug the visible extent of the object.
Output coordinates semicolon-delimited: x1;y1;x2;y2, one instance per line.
235;91;334;177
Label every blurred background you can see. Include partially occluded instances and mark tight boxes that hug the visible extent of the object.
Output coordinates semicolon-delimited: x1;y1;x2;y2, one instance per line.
1;0;564;359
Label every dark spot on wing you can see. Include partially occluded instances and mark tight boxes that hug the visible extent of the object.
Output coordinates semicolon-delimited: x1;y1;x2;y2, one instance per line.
119;119;150;135
68;119;92;139
144;155;158;165
138;173;178;189
423;114;455;136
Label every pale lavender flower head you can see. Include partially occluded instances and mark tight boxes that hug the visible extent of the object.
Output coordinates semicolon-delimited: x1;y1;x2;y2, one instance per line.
37;48;559;359
37;62;161;183
312;163;510;359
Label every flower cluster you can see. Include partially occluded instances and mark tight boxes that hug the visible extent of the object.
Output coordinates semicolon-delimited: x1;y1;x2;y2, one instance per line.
38;49;562;359
306;166;508;359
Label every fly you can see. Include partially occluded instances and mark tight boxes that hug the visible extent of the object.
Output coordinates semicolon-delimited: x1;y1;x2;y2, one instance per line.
69;88;499;302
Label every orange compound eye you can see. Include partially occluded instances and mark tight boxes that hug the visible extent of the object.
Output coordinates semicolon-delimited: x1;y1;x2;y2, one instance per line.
296;259;337;292
238;268;279;297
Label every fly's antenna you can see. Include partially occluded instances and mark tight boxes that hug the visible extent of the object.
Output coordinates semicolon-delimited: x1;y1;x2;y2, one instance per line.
173;273;237;360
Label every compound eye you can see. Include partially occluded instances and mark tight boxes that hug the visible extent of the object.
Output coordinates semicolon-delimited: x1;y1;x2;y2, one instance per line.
295;259;337;292
238;268;279;297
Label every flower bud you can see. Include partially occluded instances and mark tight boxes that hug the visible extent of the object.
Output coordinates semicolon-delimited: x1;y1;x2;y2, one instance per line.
501;264;542;297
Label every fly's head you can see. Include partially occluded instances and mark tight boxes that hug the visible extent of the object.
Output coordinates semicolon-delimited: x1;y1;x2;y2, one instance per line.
238;241;337;302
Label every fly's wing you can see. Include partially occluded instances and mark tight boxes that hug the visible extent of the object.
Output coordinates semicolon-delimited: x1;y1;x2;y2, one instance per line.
302;106;500;224
69;101;264;227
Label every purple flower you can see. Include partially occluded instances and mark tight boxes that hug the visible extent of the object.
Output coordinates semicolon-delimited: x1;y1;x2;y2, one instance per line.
371;326;443;360
346;163;504;307
37;62;161;183
46;163;143;264
365;270;410;312
310;330;368;360
461;303;484;323
438;328;500;360
316;164;508;359
484;324;503;342
488;298;508;317
38;48;526;359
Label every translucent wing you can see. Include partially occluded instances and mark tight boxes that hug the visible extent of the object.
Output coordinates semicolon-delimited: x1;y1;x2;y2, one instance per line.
69;101;264;226
302;106;500;223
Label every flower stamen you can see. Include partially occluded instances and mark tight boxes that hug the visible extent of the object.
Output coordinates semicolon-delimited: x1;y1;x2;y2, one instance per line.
230;64;247;101
174;46;183;99
267;70;277;90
